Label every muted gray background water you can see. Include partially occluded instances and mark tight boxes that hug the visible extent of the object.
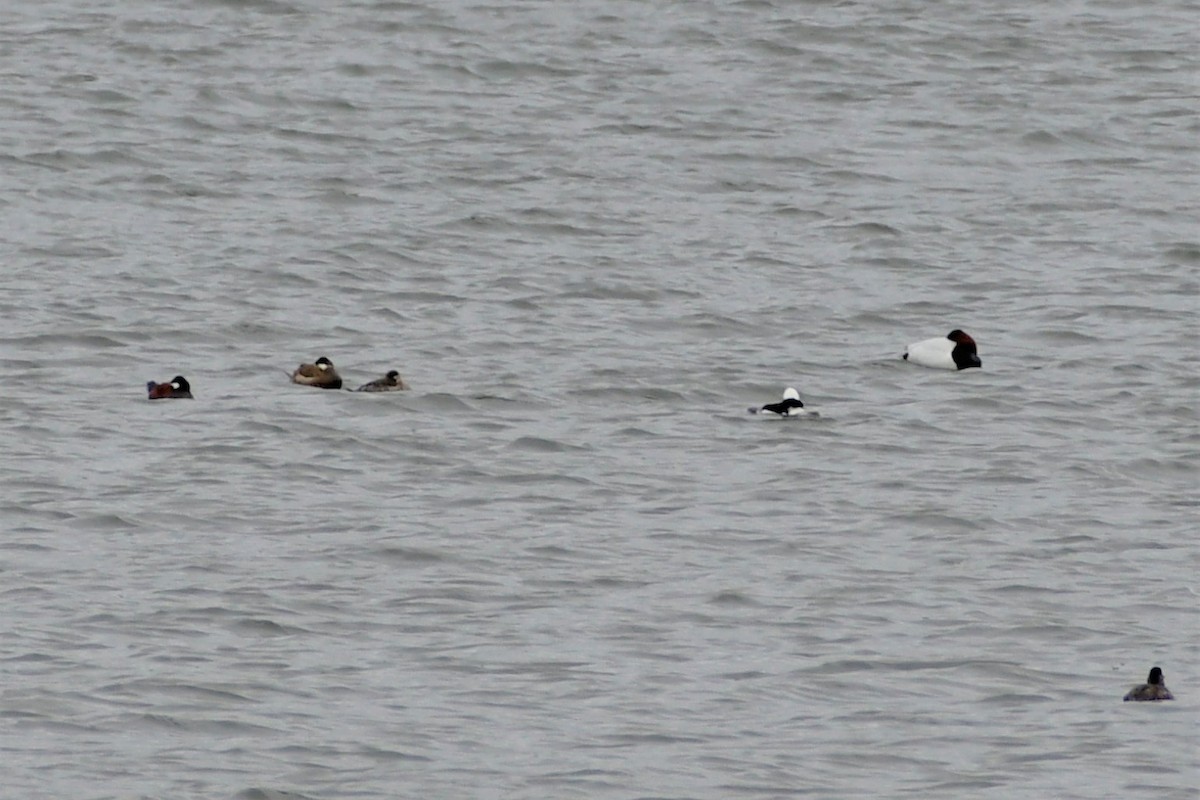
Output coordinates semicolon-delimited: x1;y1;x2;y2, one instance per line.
1;1;1197;798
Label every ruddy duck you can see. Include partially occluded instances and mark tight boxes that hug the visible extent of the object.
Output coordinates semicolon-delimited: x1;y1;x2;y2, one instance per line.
356;370;408;392
1123;666;1174;701
291;356;342;389
147;376;193;399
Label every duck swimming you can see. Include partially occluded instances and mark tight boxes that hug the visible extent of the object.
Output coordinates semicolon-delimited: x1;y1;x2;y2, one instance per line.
146;376;193;399
291;356;342;390
748;387;811;416
1123;666;1174;702
903;329;982;370
356;370;408;392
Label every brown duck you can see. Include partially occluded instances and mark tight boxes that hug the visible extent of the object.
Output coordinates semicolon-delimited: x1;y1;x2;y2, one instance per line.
356;370;408;392
291;356;342;390
1123;666;1174;702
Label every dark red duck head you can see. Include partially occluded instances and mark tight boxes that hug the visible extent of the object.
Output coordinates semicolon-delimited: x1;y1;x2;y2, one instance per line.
147;375;193;399
947;330;982;370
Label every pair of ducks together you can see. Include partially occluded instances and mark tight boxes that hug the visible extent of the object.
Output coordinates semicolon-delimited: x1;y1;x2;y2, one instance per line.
750;329;983;417
145;357;406;399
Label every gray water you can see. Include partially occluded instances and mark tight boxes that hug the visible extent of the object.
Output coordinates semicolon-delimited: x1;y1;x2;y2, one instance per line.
1;0;1197;797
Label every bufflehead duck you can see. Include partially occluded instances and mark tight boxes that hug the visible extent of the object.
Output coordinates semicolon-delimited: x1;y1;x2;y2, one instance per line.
903;329;981;370
146;375;193;399
749;387;810;416
1123;666;1174;702
291;356;342;389
356;370;408;392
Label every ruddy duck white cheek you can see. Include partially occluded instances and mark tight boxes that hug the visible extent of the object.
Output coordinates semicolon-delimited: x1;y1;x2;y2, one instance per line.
171;382;180;389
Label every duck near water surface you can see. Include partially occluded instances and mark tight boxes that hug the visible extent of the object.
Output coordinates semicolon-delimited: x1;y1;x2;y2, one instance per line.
356;370;408;392
903;329;982;370
749;387;812;417
1123;666;1174;702
146;376;193;399
291;356;343;390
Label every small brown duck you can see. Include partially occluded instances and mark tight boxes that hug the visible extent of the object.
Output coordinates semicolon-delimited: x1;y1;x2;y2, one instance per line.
356;370;408;392
147;375;193;399
1123;667;1174;702
291;356;342;390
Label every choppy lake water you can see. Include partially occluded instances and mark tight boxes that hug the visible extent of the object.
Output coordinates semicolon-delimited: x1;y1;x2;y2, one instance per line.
2;1;1197;797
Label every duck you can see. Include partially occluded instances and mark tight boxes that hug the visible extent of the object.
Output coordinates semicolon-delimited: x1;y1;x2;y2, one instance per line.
356;370;408;392
903;329;981;370
146;375;193;399
1123;666;1174;702
291;356;343;389
748;387;811;416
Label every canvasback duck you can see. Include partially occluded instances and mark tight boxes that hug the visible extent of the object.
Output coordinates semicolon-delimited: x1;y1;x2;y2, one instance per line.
903;329;981;370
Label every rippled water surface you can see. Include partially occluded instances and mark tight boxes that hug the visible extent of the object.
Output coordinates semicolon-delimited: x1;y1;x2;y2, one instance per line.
2;1;1197;797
